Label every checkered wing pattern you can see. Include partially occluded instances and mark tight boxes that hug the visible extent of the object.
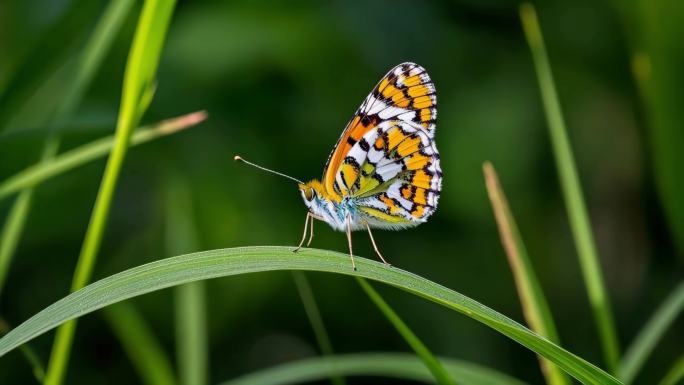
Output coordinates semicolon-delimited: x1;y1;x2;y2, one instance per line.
323;62;441;228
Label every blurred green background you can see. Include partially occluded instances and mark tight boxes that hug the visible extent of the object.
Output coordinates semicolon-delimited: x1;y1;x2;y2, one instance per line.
0;0;682;384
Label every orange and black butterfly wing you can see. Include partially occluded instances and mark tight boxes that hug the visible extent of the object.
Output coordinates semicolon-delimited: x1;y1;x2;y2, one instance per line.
322;62;437;201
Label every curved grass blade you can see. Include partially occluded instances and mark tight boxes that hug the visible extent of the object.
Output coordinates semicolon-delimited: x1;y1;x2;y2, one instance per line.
519;3;620;372
0;247;622;385
0;192;32;297
0;111;207;202
103;302;177;385
619;282;684;384
219;352;528;385
484;162;570;385
43;1;177;384
292;271;345;385
357;277;456;385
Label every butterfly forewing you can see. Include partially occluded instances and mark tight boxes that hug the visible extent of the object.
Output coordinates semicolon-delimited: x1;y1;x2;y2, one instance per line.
322;62;441;228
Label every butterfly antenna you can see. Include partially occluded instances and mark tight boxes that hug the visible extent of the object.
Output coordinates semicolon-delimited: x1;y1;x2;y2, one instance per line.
234;155;304;184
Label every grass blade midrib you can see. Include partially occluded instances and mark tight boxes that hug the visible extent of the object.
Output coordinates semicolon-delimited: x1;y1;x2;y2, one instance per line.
0;246;622;385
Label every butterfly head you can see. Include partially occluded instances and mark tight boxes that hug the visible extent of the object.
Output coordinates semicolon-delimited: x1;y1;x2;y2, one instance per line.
298;179;327;207
298;179;345;228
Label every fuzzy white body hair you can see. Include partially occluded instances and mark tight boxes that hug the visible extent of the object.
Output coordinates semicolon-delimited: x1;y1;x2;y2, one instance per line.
300;192;421;232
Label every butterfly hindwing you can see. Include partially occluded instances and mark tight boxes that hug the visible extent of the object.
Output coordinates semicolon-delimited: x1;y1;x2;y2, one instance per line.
323;62;437;199
336;120;441;228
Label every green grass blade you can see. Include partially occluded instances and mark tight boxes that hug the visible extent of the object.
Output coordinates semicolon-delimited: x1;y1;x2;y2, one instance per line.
43;1;176;384
483;162;570;385
0;192;32;297
659;356;684;385
0;111;207;201
219;352;529;385
0;0;137;303
619;282;684;384
174;282;207;385
165;176;208;385
519;3;621;373
291;271;345;385
103;302;177;385
0;247;622;385
357;277;456;385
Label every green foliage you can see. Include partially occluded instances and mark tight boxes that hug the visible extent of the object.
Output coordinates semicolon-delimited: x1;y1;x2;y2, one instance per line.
0;111;206;201
103;302;177;385
291;271;345;385
166;175;209;385
484;162;570;385
43;1;177;383
357;277;456;385
520;3;620;373
619;282;684;384
0;2;682;384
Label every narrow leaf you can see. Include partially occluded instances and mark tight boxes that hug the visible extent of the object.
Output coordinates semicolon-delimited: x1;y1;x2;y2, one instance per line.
103;302;177;385
43;1;177;384
165;175;209;385
292;271;345;385
520;3;621;372
483;162;570;385
0;111;207;201
0;247;623;385
357;277;456;385
619;282;684;384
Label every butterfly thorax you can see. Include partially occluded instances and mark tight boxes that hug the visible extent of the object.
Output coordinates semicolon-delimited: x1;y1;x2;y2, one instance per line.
298;179;363;232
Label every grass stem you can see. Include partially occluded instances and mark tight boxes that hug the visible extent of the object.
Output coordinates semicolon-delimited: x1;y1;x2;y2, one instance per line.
165;175;208;385
520;3;620;372
483;162;570;385
43;1;176;383
619;282;684;384
292;271;345;385
356;277;456;385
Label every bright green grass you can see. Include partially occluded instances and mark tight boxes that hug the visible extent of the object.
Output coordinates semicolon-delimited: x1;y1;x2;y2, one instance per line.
0;247;622;385
43;1;177;384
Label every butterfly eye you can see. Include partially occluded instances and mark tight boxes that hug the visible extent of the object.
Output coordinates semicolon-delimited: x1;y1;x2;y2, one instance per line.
303;188;315;201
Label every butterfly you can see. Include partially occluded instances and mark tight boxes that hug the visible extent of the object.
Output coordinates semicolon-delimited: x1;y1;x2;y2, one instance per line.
236;62;441;270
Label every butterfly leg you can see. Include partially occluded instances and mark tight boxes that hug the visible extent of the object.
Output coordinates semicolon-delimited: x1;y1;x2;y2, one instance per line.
306;215;315;247
345;215;357;271
293;212;311;253
365;223;391;266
